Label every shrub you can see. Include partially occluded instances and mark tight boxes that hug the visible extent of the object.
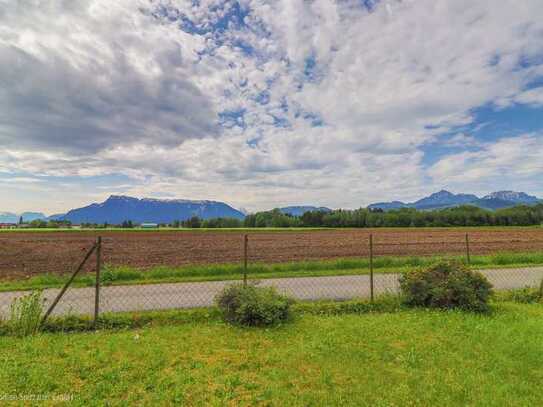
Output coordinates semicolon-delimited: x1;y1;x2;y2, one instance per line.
9;291;45;337
399;261;492;312
215;283;293;326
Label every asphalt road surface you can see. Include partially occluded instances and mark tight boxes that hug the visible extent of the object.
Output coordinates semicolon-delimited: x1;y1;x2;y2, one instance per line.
1;267;542;317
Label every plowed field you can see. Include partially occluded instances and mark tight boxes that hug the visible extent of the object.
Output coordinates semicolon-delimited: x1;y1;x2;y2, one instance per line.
1;228;543;280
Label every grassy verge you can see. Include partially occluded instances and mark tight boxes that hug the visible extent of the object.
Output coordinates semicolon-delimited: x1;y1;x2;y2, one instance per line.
0;289;538;336
1;301;542;405
2;251;543;292
0;227;332;233
34;295;404;334
1;226;541;233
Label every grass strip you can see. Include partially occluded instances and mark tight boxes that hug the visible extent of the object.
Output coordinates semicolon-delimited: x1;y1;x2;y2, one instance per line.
2;251;543;292
1;288;539;336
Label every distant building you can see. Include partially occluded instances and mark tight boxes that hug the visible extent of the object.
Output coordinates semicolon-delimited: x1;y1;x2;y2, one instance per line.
0;223;17;229
140;223;158;229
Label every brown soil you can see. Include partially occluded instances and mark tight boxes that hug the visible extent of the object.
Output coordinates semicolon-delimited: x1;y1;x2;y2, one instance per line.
1;228;543;280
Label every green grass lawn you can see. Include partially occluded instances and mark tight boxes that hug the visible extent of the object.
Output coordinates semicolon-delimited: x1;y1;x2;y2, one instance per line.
1;302;542;406
3;251;543;292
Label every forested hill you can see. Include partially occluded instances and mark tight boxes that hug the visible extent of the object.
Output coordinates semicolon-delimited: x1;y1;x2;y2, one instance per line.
243;205;543;228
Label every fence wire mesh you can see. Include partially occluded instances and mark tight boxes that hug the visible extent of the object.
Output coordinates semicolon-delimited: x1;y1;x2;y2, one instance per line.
1;229;543;320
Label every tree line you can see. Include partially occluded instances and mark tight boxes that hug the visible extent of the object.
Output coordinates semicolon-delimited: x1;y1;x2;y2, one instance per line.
242;205;543;228
27;219;72;228
75;204;543;229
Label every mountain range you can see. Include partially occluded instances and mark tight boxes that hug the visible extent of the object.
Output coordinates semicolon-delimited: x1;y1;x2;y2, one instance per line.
53;195;246;224
2;190;540;225
368;190;542;211
1;197;333;225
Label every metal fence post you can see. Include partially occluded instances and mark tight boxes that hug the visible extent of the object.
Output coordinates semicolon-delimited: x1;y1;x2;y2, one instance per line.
243;234;248;287
94;236;102;327
369;233;374;302
41;242;98;325
465;233;471;265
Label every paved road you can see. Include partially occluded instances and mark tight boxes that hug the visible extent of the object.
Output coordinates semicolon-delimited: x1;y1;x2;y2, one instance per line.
1;267;542;317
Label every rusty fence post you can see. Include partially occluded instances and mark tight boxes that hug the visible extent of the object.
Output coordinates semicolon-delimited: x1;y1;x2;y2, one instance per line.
369;233;374;302
243;234;248;287
94;236;102;328
465;233;471;265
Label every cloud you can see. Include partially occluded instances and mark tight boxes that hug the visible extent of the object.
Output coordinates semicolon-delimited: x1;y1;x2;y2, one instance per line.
428;133;543;186
2;0;543;212
511;87;543;107
0;0;218;154
435;133;481;148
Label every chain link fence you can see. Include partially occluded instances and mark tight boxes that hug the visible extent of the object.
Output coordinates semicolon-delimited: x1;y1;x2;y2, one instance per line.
1;229;543;322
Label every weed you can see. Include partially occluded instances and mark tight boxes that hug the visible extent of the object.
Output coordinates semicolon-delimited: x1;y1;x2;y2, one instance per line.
8;291;44;337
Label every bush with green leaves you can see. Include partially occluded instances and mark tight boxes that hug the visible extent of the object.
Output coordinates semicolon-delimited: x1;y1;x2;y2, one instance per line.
399;261;493;312
9;290;45;337
215;283;293;326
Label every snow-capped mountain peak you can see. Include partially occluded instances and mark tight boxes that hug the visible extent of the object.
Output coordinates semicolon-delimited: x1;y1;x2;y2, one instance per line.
482;191;540;203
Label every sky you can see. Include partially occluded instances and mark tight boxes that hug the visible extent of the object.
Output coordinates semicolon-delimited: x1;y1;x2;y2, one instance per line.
1;0;543;215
